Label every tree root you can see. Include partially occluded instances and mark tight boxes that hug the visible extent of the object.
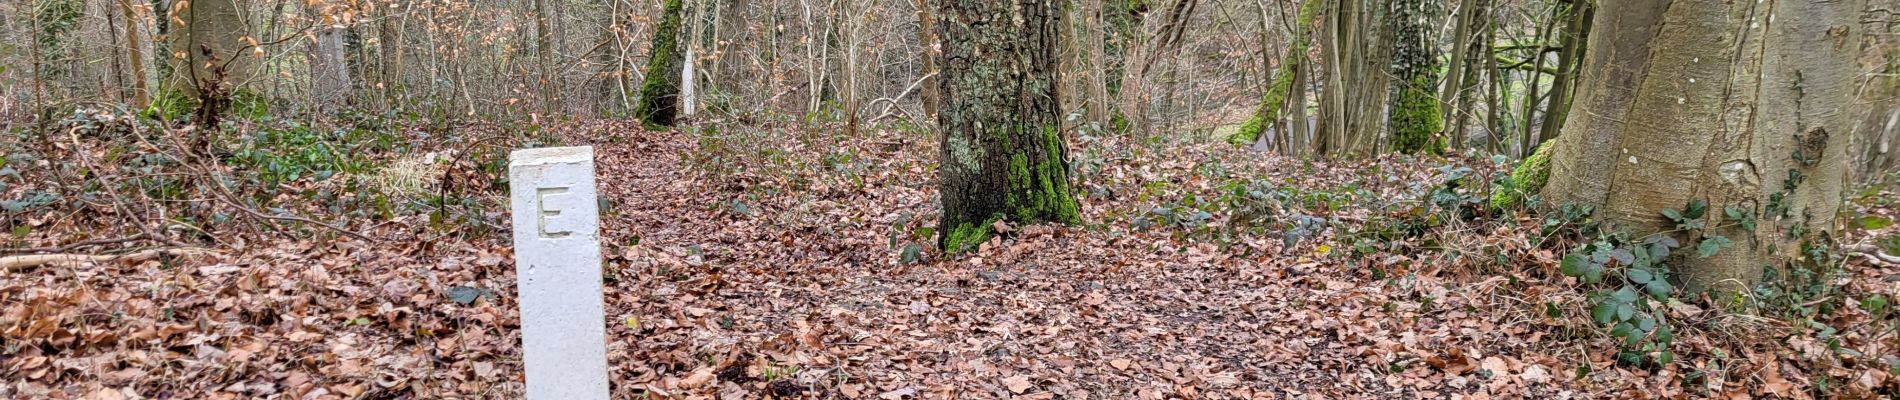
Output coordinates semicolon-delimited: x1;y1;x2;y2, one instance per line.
0;248;218;271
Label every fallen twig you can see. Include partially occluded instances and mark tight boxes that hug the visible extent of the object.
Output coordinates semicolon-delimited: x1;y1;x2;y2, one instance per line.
0;248;218;271
1850;244;1900;266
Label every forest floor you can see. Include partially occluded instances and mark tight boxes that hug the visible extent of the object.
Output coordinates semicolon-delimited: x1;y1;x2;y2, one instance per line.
3;118;1898;399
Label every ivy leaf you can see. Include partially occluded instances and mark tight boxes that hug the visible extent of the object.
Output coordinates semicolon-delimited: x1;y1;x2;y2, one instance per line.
1637;315;1657;333
1616;303;1636;322
1657;351;1675;364
1725;206;1746;220
1610;249;1635;266
1696;235;1732;258
447;286;491;305
1583;265;1604;284
1661;208;1684;222
1590;245;1613;263
1610;322;1634;338
1649;241;1672;259
899;243;924;264
1685;199;1708;220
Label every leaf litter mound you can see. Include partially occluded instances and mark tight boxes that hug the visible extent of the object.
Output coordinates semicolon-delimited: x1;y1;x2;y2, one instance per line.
3;119;1896;399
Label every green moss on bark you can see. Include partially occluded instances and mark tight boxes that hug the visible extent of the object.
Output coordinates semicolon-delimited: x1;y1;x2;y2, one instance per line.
1002;126;1083;224
1389;73;1444;154
1490;140;1553;209
1228;0;1323;146
1228;70;1296;145
633;0;685;127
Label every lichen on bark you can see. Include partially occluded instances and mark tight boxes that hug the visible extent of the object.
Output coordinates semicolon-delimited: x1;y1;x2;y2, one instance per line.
935;0;1082;254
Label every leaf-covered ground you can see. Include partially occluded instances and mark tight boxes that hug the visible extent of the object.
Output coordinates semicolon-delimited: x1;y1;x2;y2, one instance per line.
3;119;1897;399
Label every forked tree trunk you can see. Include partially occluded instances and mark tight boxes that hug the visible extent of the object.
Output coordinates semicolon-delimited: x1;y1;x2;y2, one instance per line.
936;0;1082;253
1541;0;1863;293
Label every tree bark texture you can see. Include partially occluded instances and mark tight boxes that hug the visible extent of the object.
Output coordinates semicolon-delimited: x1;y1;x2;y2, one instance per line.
1541;0;1864;293
1385;0;1442;154
936;0;1082;253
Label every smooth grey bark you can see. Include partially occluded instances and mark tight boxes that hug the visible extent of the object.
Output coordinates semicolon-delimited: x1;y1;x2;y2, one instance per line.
1542;0;1864;293
165;0;256;97
307;2;352;112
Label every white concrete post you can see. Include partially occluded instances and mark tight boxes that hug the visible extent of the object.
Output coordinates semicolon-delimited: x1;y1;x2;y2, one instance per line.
682;47;697;117
508;146;609;399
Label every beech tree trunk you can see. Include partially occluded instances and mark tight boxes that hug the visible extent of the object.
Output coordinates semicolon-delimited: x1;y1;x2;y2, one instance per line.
1316;0;1392;157
935;0;1082;253
1541;0;1863;294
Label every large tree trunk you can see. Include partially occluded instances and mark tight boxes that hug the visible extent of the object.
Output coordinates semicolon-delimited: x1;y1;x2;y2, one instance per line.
935;0;1082;253
117;0;150;107
1541;0;1863;294
634;0;687;127
376;1;406;112
1438;0;1484;149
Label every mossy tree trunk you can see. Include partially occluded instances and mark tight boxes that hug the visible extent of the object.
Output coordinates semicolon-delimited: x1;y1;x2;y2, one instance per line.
1541;0;1863;294
634;0;686;127
936;0;1082;253
1229;0;1323;146
1385;0;1442;155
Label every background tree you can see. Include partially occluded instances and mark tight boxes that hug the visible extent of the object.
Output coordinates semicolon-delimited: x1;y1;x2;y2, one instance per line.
935;0;1082;253
165;0;256;100
1385;0;1442;154
1540;0;1865;293
635;0;687;127
305;1;351;113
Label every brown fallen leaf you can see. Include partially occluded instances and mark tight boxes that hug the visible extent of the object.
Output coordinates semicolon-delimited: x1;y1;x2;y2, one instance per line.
1110;359;1133;371
1004;375;1032;394
679;367;716;389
